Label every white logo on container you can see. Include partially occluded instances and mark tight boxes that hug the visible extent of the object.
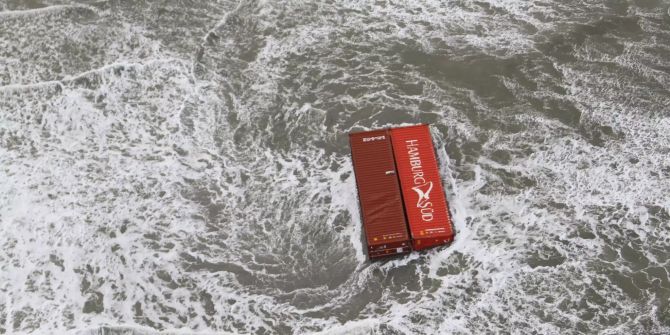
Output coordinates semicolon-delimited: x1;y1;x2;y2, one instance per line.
412;181;433;207
362;135;385;142
406;139;434;222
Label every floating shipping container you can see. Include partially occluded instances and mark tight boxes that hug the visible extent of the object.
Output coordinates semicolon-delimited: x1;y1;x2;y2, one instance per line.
349;129;412;259
390;124;454;250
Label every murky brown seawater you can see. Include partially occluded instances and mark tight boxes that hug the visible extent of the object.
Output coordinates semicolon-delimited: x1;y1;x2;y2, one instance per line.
1;0;669;334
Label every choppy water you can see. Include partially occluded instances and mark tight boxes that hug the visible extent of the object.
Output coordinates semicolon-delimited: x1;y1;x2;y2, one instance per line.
1;0;669;334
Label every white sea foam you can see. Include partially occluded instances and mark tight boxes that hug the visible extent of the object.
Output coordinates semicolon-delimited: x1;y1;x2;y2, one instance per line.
0;4;97;19
1;0;669;334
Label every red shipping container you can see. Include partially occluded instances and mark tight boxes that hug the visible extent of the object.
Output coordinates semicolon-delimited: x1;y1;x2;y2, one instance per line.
390;124;454;250
349;129;412;259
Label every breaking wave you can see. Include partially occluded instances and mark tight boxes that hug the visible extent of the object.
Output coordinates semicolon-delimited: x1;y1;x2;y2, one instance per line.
1;0;669;334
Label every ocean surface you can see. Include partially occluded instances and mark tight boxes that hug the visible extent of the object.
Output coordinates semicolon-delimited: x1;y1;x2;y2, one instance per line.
1;0;669;334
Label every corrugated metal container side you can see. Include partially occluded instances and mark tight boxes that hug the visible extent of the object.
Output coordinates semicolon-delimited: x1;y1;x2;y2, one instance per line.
349;129;412;259
390;124;454;251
